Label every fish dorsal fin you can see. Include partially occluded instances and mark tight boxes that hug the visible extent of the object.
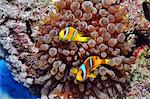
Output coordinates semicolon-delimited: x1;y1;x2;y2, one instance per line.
91;57;101;71
87;73;97;78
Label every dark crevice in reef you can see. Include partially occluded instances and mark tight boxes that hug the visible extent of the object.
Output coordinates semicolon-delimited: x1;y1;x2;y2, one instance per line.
134;30;150;47
35;68;49;76
19;58;26;64
25;20;35;42
0;16;8;25
6;0;14;3
59;41;71;49
142;1;150;21
49;79;60;92
7;16;22;22
29;84;42;97
0;43;10;59
125;29;150;58
61;69;69;83
126;29;150;47
25;7;32;11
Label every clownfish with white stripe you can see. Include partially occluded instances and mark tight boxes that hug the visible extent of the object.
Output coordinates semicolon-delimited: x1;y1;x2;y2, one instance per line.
71;56;110;82
59;27;91;42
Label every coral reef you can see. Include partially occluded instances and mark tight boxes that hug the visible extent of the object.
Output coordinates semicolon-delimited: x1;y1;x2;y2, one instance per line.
127;44;150;98
0;0;149;99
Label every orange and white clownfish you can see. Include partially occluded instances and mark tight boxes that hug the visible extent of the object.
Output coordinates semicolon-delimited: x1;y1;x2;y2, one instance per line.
71;56;110;82
59;27;90;42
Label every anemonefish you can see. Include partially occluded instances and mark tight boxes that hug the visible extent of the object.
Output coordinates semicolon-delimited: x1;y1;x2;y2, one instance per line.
71;56;110;82
59;27;90;42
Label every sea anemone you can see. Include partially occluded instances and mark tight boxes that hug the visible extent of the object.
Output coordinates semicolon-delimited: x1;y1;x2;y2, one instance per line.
29;0;136;98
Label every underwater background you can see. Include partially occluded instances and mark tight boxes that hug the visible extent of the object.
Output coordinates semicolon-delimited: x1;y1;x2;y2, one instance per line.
0;60;38;99
0;0;149;99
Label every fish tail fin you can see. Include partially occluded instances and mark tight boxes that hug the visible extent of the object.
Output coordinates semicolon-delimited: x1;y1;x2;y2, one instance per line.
71;67;78;74
78;37;91;42
97;59;110;65
105;59;110;65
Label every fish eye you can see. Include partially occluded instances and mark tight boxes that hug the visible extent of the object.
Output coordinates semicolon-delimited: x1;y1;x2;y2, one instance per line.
95;56;98;60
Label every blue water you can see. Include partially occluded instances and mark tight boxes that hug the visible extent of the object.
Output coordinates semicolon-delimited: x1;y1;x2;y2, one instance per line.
0;60;38;99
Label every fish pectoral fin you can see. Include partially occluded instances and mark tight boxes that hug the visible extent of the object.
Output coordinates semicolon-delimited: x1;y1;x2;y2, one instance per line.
92;65;101;71
78;31;83;37
87;73;97;78
71;67;78;74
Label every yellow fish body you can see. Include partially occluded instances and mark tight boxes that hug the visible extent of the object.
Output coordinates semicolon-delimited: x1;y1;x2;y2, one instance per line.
59;27;90;42
71;56;110;82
